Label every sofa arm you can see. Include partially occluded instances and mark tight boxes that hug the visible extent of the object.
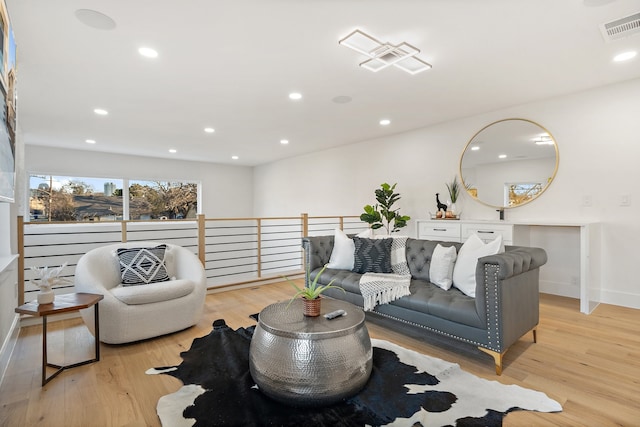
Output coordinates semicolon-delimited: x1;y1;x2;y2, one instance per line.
301;236;334;270
477;246;547;281
301;236;335;284
475;246;547;352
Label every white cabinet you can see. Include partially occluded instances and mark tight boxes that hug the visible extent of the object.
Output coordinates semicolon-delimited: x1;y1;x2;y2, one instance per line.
461;222;513;245
416;220;513;244
417;221;460;242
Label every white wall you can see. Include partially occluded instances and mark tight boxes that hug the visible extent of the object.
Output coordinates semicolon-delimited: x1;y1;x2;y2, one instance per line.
254;78;640;310
24;146;254;218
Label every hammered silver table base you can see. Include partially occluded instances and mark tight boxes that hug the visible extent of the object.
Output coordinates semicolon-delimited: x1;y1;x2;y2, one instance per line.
249;299;372;407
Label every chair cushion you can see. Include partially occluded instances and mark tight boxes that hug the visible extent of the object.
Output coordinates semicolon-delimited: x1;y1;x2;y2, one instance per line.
111;279;195;305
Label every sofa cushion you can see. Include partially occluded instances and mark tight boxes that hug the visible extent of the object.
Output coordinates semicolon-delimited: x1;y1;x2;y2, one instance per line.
352;237;393;274
116;244;170;285
429;244;457;290
111;279;195;305
453;234;503;297
390;279;484;329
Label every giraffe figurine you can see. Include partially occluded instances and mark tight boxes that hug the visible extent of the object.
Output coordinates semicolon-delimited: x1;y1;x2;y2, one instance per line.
436;193;447;217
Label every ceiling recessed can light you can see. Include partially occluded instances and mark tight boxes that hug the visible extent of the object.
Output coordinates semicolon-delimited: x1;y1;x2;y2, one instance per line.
289;92;302;100
471;146;480;151
138;47;158;58
231;155;239;160
169;149;177;153
94;108;108;115
499;154;507;159
379;119;391;126
204;127;215;133
85;139;96;144
613;51;637;62
280;139;289;145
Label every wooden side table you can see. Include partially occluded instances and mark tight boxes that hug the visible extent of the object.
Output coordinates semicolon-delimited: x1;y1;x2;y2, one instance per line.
15;292;104;386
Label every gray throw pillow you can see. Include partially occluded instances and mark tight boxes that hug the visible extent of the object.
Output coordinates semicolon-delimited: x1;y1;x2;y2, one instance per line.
352;237;393;274
116;244;170;286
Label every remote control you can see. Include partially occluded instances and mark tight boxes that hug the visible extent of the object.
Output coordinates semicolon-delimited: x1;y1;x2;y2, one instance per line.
324;309;346;320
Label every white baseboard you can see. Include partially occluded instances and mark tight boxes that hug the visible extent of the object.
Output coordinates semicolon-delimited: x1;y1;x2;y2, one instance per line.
599;289;640;310
539;280;579;299
0;313;20;388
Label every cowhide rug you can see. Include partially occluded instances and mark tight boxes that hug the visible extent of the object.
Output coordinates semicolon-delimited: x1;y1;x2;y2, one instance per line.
147;320;561;427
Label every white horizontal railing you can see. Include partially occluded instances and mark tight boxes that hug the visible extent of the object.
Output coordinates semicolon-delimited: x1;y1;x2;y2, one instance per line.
17;214;365;304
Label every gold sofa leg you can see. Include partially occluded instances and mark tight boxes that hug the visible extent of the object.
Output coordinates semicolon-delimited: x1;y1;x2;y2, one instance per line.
478;347;504;375
479;328;537;375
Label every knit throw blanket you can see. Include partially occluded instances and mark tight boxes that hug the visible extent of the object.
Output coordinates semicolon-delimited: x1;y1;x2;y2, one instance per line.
359;273;412;311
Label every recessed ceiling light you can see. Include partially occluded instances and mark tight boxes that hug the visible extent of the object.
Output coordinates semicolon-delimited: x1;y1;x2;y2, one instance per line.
169;149;177;153
204;127;215;133
138;47;158;58
94;108;108;115
498;154;507;159
85;139;96;144
231;155;239;160
289;92;302;100
379;119;391;126
613;51;637;62
280;139;289;145
332;95;352;104
75;9;116;30
471;146;480;151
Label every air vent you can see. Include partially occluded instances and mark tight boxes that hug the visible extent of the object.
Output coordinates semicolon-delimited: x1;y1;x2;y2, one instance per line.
600;12;640;42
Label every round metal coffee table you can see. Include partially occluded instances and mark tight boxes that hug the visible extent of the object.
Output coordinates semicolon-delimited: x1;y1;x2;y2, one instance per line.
249;298;372;407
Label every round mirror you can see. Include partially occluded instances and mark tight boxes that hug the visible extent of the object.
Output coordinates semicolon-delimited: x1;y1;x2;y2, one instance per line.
460;118;559;209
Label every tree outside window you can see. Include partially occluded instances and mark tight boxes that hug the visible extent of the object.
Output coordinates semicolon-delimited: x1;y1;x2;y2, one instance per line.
28;175;198;222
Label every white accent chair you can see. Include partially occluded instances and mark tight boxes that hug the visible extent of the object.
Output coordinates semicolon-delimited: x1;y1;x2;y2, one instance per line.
75;241;206;344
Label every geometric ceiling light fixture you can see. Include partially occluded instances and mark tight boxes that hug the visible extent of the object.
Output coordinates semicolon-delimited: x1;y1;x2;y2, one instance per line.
338;29;432;75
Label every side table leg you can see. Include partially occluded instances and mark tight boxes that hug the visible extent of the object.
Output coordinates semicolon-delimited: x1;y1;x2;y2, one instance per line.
94;303;100;360
42;315;47;387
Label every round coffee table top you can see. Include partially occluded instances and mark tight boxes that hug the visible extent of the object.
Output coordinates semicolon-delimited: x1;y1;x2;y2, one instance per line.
258;298;364;339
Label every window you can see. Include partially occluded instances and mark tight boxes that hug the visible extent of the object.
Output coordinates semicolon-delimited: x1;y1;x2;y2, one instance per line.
28;175;198;222
129;180;198;220
506;183;543;207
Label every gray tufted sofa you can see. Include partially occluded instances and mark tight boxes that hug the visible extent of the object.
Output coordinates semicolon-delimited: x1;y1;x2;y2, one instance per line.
301;235;547;374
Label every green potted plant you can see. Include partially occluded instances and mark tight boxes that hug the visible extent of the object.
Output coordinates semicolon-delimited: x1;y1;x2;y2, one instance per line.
446;176;461;216
285;264;344;316
360;182;410;234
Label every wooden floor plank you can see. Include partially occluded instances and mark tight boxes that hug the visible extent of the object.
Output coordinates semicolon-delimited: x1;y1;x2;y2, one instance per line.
1;284;639;426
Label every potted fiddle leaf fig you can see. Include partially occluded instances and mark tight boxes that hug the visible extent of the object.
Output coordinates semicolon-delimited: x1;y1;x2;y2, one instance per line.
360;182;410;234
284;264;344;317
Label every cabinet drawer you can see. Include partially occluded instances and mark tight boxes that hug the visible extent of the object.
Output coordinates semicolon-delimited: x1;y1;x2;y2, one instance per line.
417;221;461;242
462;223;513;244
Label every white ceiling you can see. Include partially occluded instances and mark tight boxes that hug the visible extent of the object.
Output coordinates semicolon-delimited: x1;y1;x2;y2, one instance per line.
6;0;640;166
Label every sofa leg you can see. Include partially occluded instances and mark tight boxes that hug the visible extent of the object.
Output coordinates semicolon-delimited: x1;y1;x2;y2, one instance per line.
478;347;504;375
532;328;537;343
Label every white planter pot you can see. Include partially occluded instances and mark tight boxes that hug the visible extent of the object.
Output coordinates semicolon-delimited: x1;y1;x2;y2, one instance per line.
37;288;55;305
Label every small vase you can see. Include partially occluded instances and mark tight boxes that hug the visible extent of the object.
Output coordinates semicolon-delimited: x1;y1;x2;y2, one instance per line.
302;296;321;317
37;287;55;305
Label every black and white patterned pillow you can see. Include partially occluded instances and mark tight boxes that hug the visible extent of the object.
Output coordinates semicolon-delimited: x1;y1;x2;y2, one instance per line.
116;244;170;286
352;237;393;274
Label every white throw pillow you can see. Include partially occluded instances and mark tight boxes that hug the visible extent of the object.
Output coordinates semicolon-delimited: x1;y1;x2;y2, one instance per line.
429;244;458;290
452;234;504;297
327;228;373;270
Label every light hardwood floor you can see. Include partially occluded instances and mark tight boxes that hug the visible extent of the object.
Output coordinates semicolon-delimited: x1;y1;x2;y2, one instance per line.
1;281;639;426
